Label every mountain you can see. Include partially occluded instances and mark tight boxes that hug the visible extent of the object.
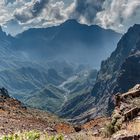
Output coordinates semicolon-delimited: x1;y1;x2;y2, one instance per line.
105;84;140;138
13;19;121;68
0;19;140;140
72;24;140;123
24;69;97;114
0;87;75;135
25;84;66;112
0;49;97;115
0;20;121;117
116;47;140;93
0;64;68;98
0;85;140;139
58;69;97;118
0;67;49;99
91;24;140;115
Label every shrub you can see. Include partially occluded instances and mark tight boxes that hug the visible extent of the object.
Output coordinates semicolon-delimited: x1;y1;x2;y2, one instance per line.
45;133;64;140
103;123;115;137
25;131;40;140
1;131;64;140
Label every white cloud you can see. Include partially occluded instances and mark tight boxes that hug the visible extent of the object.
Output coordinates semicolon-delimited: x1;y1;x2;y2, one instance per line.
70;0;104;24
95;0;140;33
14;1;69;27
1;0;140;35
0;1;12;25
1;0;71;35
68;0;140;33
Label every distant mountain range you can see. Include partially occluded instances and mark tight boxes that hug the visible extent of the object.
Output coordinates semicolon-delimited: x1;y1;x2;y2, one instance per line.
0;19;121;118
12;19;121;68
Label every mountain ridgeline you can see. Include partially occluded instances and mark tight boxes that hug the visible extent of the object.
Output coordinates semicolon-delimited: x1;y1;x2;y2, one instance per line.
0;20;121;118
92;24;140;115
12;20;121;68
0;19;140;124
72;24;140;123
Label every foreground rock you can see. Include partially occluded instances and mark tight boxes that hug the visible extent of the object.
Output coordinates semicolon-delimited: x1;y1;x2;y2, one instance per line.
113;84;140;125
107;85;140;139
0;85;140;140
77;85;140;140
0;88;74;135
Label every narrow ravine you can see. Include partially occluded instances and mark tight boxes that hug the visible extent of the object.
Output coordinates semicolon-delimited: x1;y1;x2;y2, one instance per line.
58;76;78;110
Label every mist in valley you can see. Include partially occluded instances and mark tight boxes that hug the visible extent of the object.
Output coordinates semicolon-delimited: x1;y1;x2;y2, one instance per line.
0;19;122;116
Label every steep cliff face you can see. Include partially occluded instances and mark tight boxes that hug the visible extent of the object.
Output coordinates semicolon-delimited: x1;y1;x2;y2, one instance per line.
91;24;140;116
72;24;140;123
117;49;140;93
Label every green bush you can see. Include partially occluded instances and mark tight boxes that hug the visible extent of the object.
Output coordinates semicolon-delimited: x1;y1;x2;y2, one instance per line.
1;131;64;140
25;131;40;140
45;133;64;140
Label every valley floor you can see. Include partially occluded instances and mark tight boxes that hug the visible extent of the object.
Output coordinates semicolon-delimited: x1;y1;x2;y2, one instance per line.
57;76;78;111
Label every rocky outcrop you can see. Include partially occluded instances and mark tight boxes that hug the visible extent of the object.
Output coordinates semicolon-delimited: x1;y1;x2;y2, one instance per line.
113;84;140;121
106;84;140;137
113;134;140;140
117;50;140;93
0;87;27;114
0;88;76;135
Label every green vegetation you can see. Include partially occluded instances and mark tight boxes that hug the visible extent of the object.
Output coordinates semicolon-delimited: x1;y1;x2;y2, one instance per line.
25;84;65;112
103;113;123;137
103;122;115;137
58;70;97;118
1;131;64;140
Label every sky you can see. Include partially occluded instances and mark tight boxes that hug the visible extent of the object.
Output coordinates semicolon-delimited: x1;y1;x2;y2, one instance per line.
1;0;140;36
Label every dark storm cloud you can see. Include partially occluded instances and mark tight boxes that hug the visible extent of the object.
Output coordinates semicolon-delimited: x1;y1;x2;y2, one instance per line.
71;0;105;23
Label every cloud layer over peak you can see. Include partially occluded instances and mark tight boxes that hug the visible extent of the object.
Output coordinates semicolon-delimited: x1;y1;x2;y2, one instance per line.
1;0;140;35
70;0;105;24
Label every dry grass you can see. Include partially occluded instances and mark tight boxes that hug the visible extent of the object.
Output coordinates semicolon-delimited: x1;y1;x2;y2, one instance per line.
112;118;140;139
68;130;109;140
126;119;140;133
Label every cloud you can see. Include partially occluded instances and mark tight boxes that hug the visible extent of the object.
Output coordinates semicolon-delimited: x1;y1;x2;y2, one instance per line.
0;1;13;25
95;0;140;32
70;0;105;24
70;0;140;33
14;0;50;23
5;0;15;5
13;0;69;26
32;0;49;16
1;0;140;35
2;0;71;35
